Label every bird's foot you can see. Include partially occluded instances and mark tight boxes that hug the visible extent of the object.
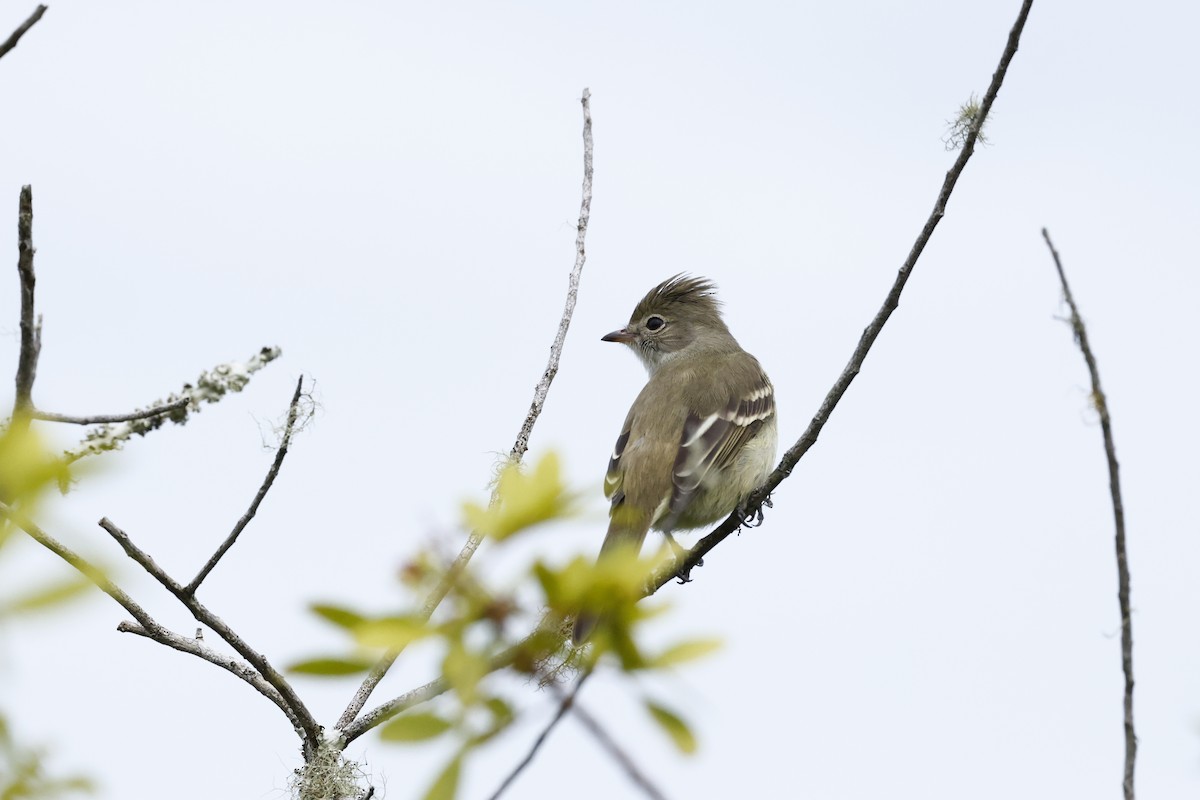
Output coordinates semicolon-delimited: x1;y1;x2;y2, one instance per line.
739;494;772;529
665;533;702;583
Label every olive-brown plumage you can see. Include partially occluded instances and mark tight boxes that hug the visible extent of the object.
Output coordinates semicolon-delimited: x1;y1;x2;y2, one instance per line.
574;275;777;642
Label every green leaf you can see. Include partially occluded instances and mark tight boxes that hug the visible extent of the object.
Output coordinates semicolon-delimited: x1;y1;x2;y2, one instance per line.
645;700;697;755
463;452;574;541
648;637;722;668
380;712;454;742
310;603;366;629
470;696;516;746
443;642;487;705
0;576;94;616
287;657;373;676
422;754;462;800
354;615;432;649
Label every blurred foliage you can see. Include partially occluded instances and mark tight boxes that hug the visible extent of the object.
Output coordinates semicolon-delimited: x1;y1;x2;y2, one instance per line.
290;452;720;799
1;415;94;799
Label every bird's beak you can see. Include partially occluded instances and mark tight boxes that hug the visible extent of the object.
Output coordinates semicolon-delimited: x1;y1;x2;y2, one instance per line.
601;328;637;344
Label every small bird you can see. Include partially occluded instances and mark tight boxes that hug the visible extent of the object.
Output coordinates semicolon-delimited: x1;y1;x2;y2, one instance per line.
573;275;777;642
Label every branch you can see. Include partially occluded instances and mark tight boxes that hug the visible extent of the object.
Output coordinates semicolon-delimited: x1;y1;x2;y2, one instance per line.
98;517;322;751
31;397;190;425
487;670;592;800
566;696;668;800
646;0;1036;597
64;346;282;462
13;185;39;424
335;87;595;732
0;5;46;62
0;502;305;738
1042;228;1135;800
184;376;306;594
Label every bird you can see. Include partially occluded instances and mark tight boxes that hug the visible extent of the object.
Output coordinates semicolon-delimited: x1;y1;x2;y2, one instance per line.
573;275;777;642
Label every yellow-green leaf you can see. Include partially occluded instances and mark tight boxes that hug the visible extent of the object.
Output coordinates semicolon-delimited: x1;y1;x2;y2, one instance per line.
287;657;373;676
0;424;72;506
354;615;432;649
0;575;94;616
648;637;722;668
422;754;462;800
380;712;454;742
310;603;366;629
645;700;697;755
443;642;487;705
463;452;573;541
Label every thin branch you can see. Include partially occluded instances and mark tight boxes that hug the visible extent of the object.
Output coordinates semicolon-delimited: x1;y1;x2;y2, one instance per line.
116;621;303;733
487;670;593;800
98;517;322;751
31;397;190;425
1043;228;1135;800
340;628;547;744
567;696;668;800
335;87;595;732
0;5;46;61
646;0;1036;597
64;346;282;462
0;502;305;737
13;185;39;423
185;376;306;594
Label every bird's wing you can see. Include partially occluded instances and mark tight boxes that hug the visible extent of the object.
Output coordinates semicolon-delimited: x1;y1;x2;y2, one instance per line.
662;368;774;531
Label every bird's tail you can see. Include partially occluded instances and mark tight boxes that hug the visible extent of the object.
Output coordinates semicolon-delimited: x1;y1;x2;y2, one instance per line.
572;511;651;643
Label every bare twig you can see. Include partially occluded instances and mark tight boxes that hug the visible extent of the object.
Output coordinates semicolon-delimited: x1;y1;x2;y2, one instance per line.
488;670;593;800
1042;228;1135;800
335;87;595;732
567;696;668;800
0;502;305;737
98;517;322;752
0;5;46;61
185;376;306;594
646;0;1036;596
13;185;39;424
31;397;190;425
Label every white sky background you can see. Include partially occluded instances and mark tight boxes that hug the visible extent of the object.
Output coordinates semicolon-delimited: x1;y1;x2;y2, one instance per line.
1;0;1198;797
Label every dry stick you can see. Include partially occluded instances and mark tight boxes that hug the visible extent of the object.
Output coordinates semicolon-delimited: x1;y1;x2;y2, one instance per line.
0;5;46;61
646;0;1036;596
98;517;322;752
31;397;190;425
13;185;39;424
185;376;305;595
334;87;595;734
0;503;305;736
487;670;593;800
1042;228;1136;800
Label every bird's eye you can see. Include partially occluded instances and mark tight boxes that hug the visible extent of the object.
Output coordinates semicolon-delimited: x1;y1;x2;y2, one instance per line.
646;316;666;331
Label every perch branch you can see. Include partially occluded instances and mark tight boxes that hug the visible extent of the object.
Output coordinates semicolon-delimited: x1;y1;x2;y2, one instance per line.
185;376;306;594
0;5;46;61
31;398;190;425
335;87;595;732
0;503;304;737
1042;228;1135;800
99;517;322;750
646;0;1036;596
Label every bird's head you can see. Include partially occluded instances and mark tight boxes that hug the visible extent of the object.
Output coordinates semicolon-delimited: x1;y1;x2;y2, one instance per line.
602;274;733;373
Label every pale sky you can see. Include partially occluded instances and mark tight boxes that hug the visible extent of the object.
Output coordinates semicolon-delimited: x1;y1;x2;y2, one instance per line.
2;1;1198;798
